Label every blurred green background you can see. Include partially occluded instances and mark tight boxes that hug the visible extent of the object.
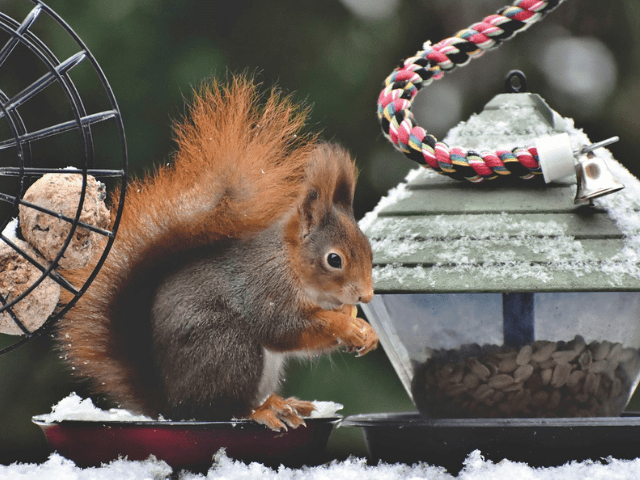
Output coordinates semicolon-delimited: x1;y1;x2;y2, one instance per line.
1;0;640;465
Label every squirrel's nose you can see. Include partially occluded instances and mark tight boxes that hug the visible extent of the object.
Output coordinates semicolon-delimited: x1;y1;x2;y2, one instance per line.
359;289;374;304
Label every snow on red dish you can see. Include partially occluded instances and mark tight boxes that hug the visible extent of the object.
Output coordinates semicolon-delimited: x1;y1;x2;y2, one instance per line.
33;393;342;470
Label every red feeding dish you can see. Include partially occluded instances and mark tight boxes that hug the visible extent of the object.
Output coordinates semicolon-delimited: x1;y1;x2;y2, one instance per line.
33;416;340;470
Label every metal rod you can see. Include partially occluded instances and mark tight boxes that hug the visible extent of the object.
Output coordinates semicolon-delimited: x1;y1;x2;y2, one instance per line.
0;233;79;294
576;136;620;156
0;5;41;69
0;110;117;150
0;192;114;237
0;292;31;335
0;167;125;178
0;51;87;118
503;292;535;348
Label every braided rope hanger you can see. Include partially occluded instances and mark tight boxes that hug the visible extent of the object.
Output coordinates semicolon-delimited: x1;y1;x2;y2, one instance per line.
378;0;567;183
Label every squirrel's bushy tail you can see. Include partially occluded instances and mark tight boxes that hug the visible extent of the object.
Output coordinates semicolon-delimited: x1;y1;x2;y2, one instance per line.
127;75;314;253
57;76;315;411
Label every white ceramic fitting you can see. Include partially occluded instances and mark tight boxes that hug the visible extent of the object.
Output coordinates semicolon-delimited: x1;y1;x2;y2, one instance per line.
535;133;575;184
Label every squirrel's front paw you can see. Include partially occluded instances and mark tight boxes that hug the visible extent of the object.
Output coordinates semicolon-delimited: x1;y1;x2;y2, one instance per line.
340;316;378;357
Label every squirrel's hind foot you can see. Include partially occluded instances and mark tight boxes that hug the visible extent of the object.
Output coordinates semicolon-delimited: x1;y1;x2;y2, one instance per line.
249;394;316;431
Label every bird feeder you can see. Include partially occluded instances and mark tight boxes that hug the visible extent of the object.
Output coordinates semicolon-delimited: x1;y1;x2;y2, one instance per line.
344;1;640;469
344;88;640;469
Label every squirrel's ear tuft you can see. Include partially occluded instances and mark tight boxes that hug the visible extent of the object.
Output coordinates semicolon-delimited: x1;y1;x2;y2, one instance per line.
304;143;357;213
332;165;355;211
296;142;357;239
300;187;321;238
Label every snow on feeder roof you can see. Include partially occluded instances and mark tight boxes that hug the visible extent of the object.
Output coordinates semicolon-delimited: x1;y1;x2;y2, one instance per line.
361;92;640;294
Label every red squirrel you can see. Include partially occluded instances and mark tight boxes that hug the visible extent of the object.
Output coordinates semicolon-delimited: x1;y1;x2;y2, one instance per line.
56;77;378;431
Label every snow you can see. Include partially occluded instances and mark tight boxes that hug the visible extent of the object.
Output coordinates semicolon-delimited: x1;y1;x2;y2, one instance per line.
36;393;343;423
358;167;421;232
1;217;18;241
35;393;158;423
3;449;640;479
307;401;344;418
17;397;640;479
0;454;172;480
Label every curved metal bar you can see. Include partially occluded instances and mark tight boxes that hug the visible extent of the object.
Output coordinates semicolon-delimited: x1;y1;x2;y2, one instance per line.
0;0;129;355
0;192;114;237
0;233;79;294
0;4;41;68
30;0;129;303
0;111;118;150
0;50;87;117
0;292;30;335
0;167;125;177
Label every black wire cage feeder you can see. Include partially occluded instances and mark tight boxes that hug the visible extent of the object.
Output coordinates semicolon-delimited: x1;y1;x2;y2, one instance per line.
0;1;128;355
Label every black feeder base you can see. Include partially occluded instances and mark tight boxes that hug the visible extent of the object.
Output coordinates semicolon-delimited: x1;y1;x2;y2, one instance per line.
343;412;640;474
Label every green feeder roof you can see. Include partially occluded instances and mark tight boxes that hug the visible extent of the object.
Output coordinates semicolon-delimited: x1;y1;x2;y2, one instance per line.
360;94;640;294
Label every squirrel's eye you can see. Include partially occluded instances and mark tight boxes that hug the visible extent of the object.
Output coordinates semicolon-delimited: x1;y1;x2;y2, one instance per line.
327;252;342;269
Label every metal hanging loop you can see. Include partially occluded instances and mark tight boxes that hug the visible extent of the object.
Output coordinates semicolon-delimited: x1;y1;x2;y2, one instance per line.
505;70;527;93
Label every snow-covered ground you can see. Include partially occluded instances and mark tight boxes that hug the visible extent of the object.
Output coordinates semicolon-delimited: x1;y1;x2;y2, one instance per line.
3;449;640;480
6;393;637;478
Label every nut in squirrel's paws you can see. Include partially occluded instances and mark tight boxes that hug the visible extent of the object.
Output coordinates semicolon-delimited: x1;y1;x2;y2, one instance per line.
340;308;378;357
249;394;316;432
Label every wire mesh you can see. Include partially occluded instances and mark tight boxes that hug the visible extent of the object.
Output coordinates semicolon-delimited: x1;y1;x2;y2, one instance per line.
0;0;128;354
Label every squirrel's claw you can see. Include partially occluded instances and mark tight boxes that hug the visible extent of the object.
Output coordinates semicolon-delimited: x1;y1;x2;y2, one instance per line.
356;319;378;356
339;316;378;357
355;335;378;357
282;413;307;430
249;394;315;432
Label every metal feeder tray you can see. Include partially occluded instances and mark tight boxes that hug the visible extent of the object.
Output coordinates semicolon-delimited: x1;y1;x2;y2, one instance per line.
343;412;640;473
